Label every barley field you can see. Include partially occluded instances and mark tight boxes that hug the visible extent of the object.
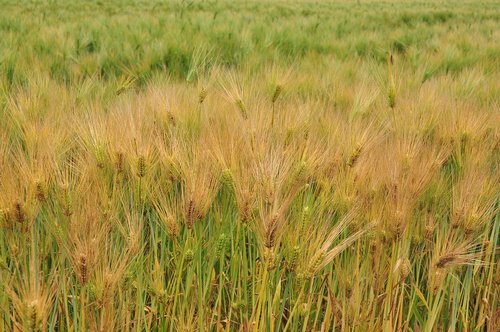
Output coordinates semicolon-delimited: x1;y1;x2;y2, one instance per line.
0;0;499;331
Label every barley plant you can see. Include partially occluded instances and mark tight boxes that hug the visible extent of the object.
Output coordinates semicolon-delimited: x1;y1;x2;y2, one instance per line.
0;0;499;331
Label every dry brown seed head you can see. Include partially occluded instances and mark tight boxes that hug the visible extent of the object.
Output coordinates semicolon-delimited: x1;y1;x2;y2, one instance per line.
186;199;195;229
436;253;457;269
79;254;88;285
369;239;379;255
265;226;277;249
60;185;73;217
167;111;177;126
14;200;26;224
265;213;280;248
35;180;46;203
114;151;124;173
195;207;205;221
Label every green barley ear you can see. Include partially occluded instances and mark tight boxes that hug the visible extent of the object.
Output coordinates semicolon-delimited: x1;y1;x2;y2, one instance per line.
263;247;277;271
288;245;300;271
272;84;282;103
459;131;469;151
336;193;354;216
463;212;480;235
216;233;227;258
295;272;306;287
61;185;73;217
221;168;234;191
136;155;146;178
298;302;310;317
299;206;310;237
292;160;308;184
53;222;64;247
0;256;7;271
95;144;106;169
388;85;396;109
284;127;295;146
199;87;208;104
184;249;194;264
303;127;309;140
238;300;246;311
0;208;12;228
231;300;246;311
388;53;396;108
347;143;363;167
121;272;133;289
235;98;248;119
270;84;282;128
307;252;324;278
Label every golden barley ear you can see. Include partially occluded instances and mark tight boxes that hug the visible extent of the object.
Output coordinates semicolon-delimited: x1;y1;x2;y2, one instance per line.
13;200;26;224
34;179;46;203
136;155;146;178
114;151;125;174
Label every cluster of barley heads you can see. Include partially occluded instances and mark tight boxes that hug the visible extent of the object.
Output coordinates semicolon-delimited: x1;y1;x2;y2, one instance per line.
0;61;498;331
